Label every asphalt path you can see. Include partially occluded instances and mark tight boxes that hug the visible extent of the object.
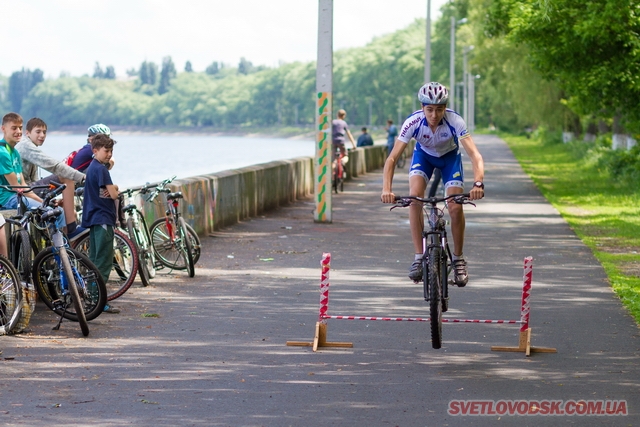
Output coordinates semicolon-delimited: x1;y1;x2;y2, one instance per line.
1;134;638;426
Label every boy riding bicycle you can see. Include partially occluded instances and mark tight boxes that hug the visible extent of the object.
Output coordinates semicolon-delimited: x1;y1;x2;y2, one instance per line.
380;82;485;286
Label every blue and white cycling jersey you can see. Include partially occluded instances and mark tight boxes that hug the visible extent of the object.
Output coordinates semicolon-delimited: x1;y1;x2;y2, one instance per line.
397;109;470;157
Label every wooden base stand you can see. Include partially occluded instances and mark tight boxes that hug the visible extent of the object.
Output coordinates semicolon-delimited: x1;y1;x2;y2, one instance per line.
286;322;353;351
491;328;556;356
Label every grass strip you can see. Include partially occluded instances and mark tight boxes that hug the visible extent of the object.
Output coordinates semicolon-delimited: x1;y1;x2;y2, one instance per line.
499;132;640;324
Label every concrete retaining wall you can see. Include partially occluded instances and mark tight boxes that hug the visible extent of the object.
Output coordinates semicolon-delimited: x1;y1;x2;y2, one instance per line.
140;144;389;235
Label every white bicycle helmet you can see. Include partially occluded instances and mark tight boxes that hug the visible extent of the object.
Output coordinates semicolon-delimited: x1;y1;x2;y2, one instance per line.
87;123;111;136
418;82;449;105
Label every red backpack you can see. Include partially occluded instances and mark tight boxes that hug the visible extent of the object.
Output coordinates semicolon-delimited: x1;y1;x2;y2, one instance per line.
64;149;91;171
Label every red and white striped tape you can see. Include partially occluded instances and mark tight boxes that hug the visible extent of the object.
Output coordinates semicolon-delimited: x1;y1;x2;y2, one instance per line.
316;253;532;327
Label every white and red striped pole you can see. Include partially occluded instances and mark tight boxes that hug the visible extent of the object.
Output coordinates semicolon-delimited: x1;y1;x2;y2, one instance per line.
318;253;331;323
520;256;533;333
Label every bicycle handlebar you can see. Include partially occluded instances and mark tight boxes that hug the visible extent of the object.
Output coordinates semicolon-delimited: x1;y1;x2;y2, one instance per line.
0;184;50;193
393;193;475;208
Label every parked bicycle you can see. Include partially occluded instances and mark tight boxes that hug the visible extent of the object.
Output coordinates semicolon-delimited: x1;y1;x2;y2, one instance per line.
1;184;55;284
119;186;157;287
0;253;23;334
26;185;107;336
146;176;200;277
392;193;476;349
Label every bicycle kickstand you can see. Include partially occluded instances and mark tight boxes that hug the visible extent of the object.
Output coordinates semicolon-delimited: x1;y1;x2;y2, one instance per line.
51;299;69;331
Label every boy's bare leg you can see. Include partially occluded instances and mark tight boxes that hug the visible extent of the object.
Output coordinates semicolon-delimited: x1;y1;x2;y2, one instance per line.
61;177;78;229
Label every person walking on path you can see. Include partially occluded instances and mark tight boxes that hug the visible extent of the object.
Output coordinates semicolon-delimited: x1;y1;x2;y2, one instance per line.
385;119;398;156
380;82;485;286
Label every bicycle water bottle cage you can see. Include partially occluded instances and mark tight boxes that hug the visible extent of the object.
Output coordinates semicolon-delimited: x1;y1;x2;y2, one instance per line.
167;192;183;201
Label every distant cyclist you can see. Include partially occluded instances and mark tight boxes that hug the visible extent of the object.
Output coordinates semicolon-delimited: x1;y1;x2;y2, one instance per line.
332;109;356;158
380;82;485;286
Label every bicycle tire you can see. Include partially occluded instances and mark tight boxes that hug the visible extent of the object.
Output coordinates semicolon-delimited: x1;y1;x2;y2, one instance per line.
441;243;449;313
138;213;157;279
0;254;22;334
428;246;443;349
11;229;32;283
185;223;201;265
59;248;89;336
178;217;195;277
150;217;186;270
396;151;406;169
127;217;151;287
72;229;139;301
32;247;107;322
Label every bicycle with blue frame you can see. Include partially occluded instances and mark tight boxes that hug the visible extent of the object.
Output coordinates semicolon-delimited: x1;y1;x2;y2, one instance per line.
26;184;107;336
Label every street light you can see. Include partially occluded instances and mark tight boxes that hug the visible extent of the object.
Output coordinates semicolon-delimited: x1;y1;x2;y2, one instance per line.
450;17;467;111
425;0;431;83
463;45;474;123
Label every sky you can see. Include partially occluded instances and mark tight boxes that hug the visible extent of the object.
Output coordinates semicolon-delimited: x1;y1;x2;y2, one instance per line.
2;0;449;78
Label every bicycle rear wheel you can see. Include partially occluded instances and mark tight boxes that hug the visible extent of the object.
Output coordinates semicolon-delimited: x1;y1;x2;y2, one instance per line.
427;246;443;349
396;151;406;168
71;229;138;301
0;254;22;334
32;247;107;323
11;229;32;283
151;217;188;270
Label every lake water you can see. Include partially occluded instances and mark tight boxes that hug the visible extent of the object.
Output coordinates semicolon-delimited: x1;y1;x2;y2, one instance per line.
39;134;315;189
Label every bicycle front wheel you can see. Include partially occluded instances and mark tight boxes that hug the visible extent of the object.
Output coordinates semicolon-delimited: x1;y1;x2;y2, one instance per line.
185;223;201;265
32;247;107;323
0;254;22;334
59;248;89;336
126;217;151;287
178;217;195;277
427;246;443;349
71;229;138;301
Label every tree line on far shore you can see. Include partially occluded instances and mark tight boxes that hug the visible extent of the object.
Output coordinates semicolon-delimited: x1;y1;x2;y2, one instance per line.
0;0;638;139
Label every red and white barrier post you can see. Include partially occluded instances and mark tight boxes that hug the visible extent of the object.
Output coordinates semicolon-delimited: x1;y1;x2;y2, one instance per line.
288;254;556;355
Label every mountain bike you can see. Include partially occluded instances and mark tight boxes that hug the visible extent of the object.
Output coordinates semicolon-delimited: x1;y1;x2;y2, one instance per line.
0;254;22;334
0;184;55;284
146;177;199;277
392;193;475;349
30;197;107;336
119;187;156;287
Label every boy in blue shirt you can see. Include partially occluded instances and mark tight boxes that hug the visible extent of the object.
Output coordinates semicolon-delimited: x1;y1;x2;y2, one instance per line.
81;133;120;313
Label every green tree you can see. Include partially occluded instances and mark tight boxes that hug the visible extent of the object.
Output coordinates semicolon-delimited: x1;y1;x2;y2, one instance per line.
8;68;44;113
205;61;219;75
482;0;640;130
93;62;104;79
158;56;177;94
185;61;193;72
104;66;116;80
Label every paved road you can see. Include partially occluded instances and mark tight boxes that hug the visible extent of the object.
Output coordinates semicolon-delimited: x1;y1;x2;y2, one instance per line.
1;134;638;426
